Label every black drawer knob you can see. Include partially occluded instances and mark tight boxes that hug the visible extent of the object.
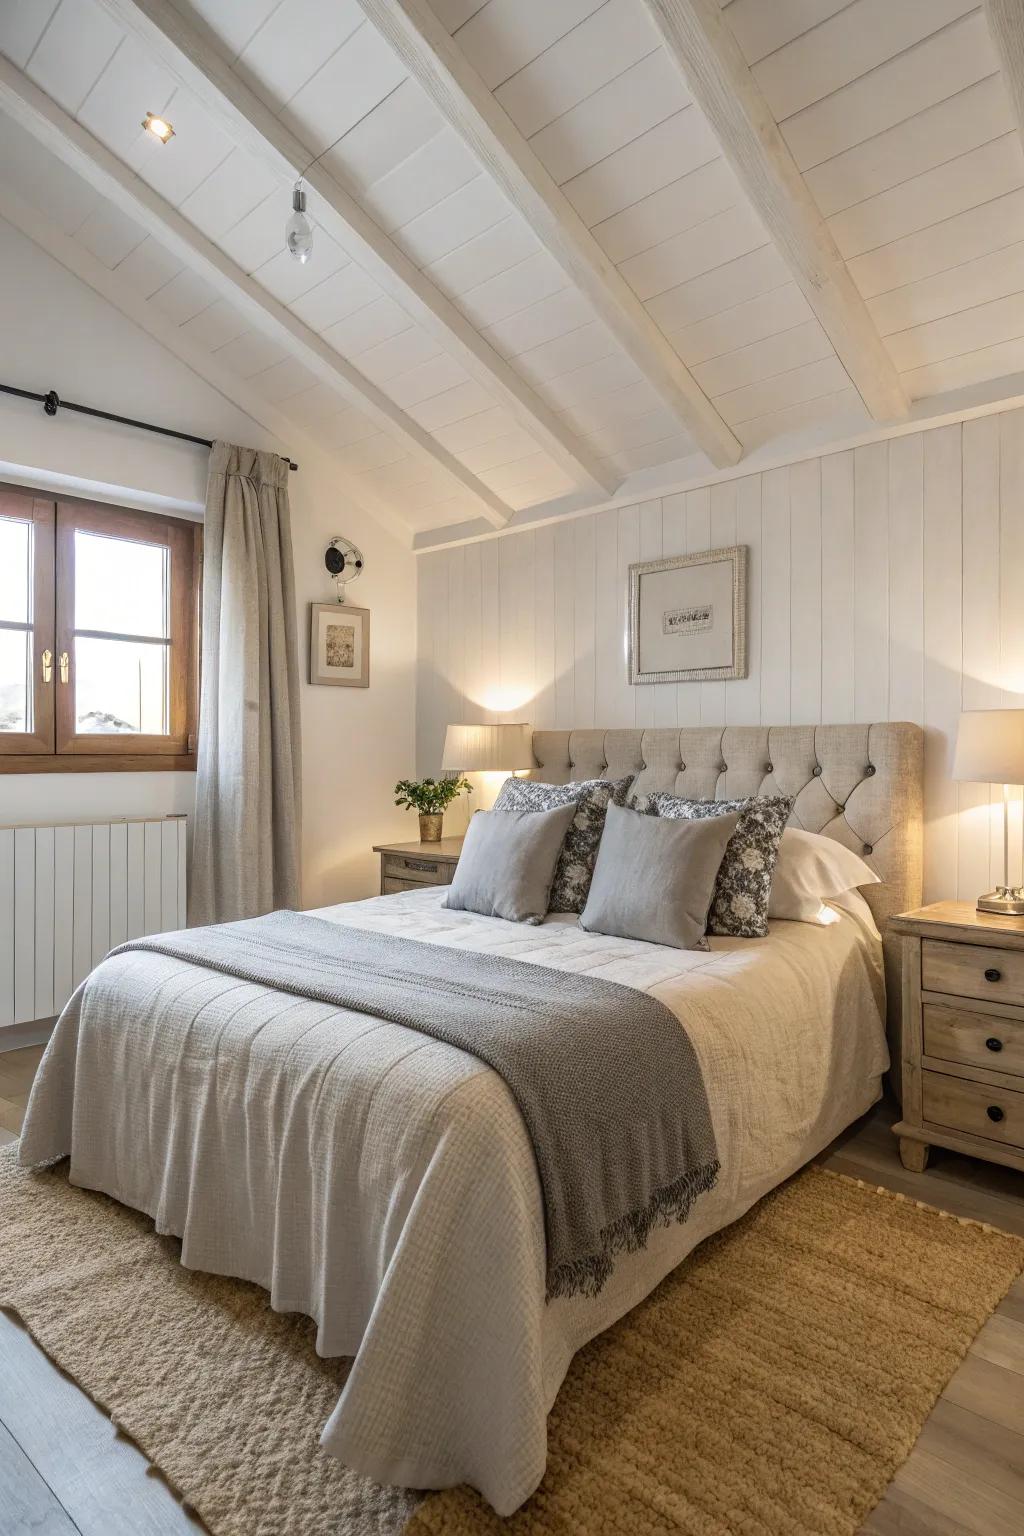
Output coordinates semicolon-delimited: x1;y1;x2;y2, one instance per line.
987;1105;1005;1123
986;1037;1004;1052
984;967;1002;982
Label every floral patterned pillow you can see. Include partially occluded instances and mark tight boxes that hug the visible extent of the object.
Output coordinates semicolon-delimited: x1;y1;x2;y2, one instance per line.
492;775;634;913
645;793;793;938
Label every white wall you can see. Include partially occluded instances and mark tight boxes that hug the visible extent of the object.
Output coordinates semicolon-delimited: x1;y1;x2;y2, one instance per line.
417;408;1024;904
0;215;417;906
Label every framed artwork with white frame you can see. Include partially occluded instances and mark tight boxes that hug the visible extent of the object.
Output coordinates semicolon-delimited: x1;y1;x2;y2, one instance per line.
628;545;747;685
309;602;369;688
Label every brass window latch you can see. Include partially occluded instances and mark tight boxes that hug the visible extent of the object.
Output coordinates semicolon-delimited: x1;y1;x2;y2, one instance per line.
59;651;69;683
41;649;52;683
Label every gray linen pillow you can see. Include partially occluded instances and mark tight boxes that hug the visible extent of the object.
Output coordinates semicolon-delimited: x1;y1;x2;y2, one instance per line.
492;775;634;913
579;802;741;949
443;803;577;924
645;793;794;939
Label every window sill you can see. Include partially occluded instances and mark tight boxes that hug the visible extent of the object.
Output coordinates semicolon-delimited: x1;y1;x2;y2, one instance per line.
0;754;197;774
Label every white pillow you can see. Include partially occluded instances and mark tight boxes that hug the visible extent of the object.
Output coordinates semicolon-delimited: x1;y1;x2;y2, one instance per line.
768;828;880;924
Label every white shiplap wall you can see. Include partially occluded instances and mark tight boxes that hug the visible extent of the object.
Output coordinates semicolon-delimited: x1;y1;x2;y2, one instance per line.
417;405;1024;903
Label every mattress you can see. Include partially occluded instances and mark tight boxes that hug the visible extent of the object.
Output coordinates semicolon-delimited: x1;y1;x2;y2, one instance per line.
19;886;888;1513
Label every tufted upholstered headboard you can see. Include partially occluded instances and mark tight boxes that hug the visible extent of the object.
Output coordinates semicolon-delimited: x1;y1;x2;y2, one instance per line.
529;723;924;1068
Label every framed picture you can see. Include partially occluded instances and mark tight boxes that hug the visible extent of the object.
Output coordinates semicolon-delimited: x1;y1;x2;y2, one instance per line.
309;602;369;688
628;545;747;685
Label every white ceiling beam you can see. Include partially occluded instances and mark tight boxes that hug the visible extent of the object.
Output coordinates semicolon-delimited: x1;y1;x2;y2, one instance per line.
353;0;743;470
640;0;907;422
93;0;619;502
984;4;1024;150
0;57;514;531
0;178;416;544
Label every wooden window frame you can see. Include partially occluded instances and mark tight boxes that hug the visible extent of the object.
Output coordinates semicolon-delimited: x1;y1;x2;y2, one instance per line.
0;489;55;756
0;487;200;774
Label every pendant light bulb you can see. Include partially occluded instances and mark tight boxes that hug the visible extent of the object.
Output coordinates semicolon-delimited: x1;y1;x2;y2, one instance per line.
285;181;313;264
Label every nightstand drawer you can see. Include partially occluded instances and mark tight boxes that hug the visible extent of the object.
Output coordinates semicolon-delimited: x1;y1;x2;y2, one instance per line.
922;1069;1024;1150
381;852;455;886
922;938;1024;1007
382;876;429;895
923;1002;1024;1077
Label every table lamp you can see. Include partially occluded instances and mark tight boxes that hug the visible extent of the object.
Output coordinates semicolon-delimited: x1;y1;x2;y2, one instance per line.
952;709;1024;915
441;722;534;778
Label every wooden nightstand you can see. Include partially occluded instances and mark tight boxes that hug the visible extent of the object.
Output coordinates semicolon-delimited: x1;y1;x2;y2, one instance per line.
890;901;1024;1175
373;838;464;895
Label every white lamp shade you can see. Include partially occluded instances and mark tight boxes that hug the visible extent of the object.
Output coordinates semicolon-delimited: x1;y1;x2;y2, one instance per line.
441;722;534;773
952;709;1024;785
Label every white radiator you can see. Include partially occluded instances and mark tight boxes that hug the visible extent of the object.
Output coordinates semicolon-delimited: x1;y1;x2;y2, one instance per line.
0;816;187;1028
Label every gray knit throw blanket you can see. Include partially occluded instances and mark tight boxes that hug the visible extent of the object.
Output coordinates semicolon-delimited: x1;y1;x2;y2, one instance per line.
116;911;720;1300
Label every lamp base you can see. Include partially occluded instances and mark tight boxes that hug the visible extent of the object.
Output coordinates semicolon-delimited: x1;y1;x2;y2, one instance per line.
976;887;1024;916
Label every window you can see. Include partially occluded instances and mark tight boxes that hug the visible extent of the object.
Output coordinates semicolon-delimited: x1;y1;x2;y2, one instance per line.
0;489;200;771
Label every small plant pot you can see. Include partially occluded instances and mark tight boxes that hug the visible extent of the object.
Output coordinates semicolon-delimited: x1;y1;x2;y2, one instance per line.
419;813;443;842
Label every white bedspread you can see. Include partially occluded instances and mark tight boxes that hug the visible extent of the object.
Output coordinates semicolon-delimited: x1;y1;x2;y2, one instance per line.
19;887;888;1514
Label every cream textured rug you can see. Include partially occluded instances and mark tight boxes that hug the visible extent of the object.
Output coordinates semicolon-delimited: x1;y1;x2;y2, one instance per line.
1;1148;1021;1536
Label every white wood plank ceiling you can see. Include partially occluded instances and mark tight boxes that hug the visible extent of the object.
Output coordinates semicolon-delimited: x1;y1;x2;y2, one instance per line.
2;0;1024;544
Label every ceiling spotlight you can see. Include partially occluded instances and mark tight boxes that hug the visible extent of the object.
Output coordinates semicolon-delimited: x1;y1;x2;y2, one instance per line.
285;181;313;264
142;112;174;143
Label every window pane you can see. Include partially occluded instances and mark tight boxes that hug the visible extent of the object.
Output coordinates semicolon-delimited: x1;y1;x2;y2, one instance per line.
75;530;168;638
0;628;30;732
0;518;30;624
75;637;168;734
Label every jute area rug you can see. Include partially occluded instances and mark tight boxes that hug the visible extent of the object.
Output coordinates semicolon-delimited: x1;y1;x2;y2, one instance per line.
1;1148;1021;1536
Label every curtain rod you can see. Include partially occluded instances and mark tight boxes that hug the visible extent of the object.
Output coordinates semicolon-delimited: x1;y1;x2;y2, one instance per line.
0;383;299;471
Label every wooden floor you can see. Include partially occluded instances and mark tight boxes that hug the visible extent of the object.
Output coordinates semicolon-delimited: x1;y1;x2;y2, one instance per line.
1;1048;1022;1536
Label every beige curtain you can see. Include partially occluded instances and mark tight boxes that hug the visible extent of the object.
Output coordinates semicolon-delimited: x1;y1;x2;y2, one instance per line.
189;443;302;925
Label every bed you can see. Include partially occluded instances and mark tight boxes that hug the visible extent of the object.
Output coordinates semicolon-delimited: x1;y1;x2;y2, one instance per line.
19;722;923;1515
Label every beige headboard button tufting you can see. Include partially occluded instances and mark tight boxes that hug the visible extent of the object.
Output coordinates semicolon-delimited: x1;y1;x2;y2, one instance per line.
528;722;924;1094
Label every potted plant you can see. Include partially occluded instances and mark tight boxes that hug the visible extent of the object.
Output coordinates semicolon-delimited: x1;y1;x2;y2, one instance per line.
394;775;472;842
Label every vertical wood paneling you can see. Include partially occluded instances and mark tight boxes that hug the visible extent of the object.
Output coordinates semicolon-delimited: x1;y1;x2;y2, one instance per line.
760;467;790;725
614;506;639;727
516;531;537;719
1000;408;1024;883
820;449;855;723
700;483;736;726
677;490;709;726
573;514;596;728
417;408;1024;901
462;540;483;719
961;414;1002;897
479;538;500;722
533;525;556;729
788;459;821;726
33;827;54;1021
923;425;963;904
446;545;466;739
888;432;924;724
553;521;575;727
635;501;662;730
854;442;889;723
660;492;688;728
593;508;619;727
728;476;761;726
